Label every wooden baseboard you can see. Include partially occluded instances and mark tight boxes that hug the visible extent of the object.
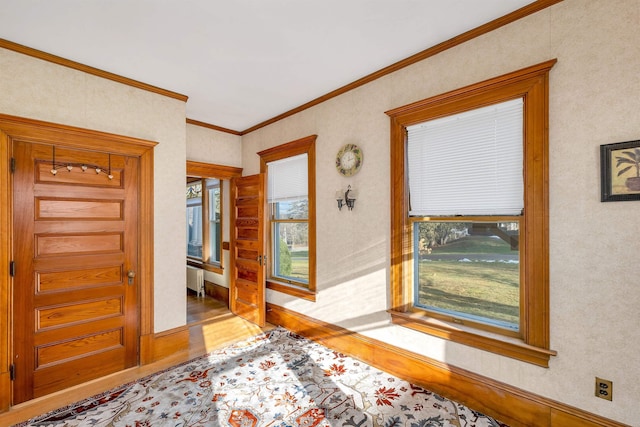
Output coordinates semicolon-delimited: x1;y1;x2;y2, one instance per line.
139;327;189;365
266;303;627;427
204;280;229;306
0;372;9;412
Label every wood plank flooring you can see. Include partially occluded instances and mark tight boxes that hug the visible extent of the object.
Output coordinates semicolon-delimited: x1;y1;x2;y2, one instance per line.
0;293;274;426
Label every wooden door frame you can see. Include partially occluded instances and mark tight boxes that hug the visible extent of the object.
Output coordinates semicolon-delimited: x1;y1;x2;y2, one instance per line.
0;114;157;412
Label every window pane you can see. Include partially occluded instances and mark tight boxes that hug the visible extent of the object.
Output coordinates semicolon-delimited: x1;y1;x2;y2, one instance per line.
186;203;203;259
187;182;203;259
273;222;309;284
413;221;519;330
207;179;221;264
273;199;308;220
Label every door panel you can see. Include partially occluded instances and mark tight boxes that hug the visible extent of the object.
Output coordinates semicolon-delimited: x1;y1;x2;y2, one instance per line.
12;141;138;404
230;174;265;327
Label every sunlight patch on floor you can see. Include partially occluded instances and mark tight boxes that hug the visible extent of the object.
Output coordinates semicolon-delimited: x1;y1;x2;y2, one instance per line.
201;316;266;353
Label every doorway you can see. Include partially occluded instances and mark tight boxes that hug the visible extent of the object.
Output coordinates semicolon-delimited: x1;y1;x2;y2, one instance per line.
185;161;242;324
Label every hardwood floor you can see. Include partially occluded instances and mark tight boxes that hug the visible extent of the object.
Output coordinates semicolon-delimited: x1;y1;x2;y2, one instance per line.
187;291;227;324
0;292;274;426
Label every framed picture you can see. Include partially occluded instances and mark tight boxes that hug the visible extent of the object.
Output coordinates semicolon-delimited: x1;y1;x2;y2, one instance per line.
600;139;640;202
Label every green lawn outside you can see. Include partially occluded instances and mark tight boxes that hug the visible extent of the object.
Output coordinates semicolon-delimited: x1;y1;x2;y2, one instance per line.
289;250;309;281
417;260;519;325
417;235;519;327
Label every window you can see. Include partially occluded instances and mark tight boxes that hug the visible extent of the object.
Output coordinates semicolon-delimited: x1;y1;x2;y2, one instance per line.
207;179;222;264
186;178;222;268
186;161;243;274
186;180;203;259
386;60;557;366
258;135;316;301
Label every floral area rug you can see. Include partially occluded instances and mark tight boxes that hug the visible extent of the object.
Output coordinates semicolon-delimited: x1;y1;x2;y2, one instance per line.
17;327;508;426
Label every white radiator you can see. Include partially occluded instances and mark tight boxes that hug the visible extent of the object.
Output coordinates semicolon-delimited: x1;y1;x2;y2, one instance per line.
186;266;204;297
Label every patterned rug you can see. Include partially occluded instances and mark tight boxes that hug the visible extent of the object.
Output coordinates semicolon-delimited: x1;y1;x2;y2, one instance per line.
16;328;508;426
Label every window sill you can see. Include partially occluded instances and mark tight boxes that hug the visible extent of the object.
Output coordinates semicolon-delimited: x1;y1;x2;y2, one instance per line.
267;280;316;302
202;263;223;275
186;260;223;275
389;310;556;367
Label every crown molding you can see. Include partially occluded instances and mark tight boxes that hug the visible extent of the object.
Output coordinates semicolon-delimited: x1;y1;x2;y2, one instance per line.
185;118;242;136
241;0;562;135
0;38;188;103
0;0;562;136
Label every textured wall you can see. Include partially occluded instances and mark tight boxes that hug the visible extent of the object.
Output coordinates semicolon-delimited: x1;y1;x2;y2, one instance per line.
240;1;640;423
186;124;242;167
0;48;188;332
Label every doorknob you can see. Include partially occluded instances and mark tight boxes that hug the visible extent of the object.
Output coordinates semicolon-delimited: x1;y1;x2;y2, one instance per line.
127;270;136;285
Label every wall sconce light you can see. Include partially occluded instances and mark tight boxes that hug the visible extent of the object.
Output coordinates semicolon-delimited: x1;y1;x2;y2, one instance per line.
335;185;357;211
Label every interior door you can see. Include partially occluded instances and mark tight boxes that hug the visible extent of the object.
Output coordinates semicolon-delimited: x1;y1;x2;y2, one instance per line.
230;174;266;327
12;141;139;403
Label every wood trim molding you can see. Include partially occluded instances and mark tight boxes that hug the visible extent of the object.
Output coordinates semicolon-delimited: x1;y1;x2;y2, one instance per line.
0;114;157;411
241;0;563;135
1;2;562;137
186;160;242;180
0;38;188;103
0;130;10;412
204;280;229;306
140;326;190;364
186;118;243;136
139;148;155;341
266;280;316;302
266;303;628;427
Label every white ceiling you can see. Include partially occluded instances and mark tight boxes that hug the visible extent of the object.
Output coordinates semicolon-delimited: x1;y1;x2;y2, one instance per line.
0;0;535;132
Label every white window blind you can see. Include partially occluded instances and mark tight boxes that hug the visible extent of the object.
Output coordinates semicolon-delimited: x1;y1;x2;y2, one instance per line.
406;98;524;216
267;153;308;203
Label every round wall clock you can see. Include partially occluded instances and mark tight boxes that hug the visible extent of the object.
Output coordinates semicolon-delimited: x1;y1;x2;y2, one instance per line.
336;143;363;176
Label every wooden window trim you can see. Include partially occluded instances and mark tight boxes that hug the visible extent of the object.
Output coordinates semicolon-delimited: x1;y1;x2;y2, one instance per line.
258;135;316;300
385;60;557;367
186;161;242;274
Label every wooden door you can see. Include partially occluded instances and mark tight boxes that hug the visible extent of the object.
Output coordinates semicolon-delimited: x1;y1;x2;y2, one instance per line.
230;174;266;327
12;141;139;403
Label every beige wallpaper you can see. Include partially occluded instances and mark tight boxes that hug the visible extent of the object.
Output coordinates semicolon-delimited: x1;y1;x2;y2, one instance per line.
186;123;242;167
239;0;640;423
0;48;188;332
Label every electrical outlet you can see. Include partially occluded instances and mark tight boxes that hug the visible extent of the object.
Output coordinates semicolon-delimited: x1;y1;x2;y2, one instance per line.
595;377;612;401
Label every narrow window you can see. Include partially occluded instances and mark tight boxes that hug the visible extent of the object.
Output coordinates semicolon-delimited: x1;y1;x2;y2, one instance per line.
186;177;223;270
186;180;203;260
207;178;222;265
268;154;309;285
259;135;316;301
